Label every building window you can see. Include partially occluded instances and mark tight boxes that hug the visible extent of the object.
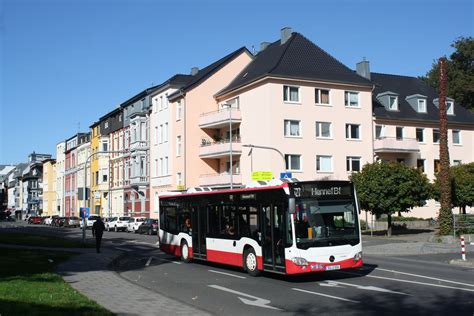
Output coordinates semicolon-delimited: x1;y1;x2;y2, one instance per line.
316;155;332;172
453;160;462;166
159;96;163;111
105;121;109;129
375;125;384;139
388;96;398;111
418;99;427;113
447;101;454;115
434;159;441;173
285;154;301;171
177;172;182;186
159;158;163;176
164;157;168;175
154;126;158;145
176;136;182;156
345;124;360;140
346;156;361;172
102;141;108;152
284;120;301;137
416;128;424;143
164;93;169;109
283;85;300;103
141;98;146;110
315;89;330;105
103;174;108;182
344;91;359;107
176;100;182;120
433;129;440;144
396;126;404;140
159;124;163;144
316;121;331;138
164;123;168;142
417;159;426;172
452;130;461;145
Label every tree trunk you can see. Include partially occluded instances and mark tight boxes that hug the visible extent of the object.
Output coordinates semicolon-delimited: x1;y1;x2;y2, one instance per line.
387;214;392;237
437;58;453;235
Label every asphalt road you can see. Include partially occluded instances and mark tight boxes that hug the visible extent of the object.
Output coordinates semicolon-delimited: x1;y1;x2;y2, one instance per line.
4;222;474;315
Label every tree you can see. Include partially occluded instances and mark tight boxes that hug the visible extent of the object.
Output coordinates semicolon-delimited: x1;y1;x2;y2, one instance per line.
437;58;453;236
433;163;474;214
420;37;474;112
351;162;432;237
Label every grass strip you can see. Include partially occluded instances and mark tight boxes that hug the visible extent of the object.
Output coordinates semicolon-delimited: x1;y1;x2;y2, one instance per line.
0;248;113;316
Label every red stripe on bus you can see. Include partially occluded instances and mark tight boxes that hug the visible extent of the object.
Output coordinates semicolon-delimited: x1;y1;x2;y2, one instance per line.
285;257;363;275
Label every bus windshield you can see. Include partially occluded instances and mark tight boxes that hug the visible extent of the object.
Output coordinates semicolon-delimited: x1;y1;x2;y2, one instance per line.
294;199;359;249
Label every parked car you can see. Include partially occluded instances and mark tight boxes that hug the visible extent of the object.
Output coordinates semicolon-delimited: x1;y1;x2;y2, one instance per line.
105;217;116;231
79;215;99;229
52;217;67;227
127;217;147;233
136;219;158;235
65;216;80;228
44;215;59;225
28;216;42;224
108;216;131;232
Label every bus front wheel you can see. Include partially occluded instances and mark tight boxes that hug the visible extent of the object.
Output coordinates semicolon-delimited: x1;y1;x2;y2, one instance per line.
180;241;191;263
244;248;261;277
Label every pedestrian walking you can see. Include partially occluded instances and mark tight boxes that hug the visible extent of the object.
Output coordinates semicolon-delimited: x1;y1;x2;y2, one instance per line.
92;216;106;253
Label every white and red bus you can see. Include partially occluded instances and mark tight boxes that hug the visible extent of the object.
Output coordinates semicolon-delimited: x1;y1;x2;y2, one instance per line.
158;180;362;276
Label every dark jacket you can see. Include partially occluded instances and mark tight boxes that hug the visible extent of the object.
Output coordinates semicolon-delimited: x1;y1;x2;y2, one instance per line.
92;219;105;236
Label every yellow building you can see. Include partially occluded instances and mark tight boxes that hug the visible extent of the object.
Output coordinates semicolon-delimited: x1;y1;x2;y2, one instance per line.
90;122;110;217
42;159;58;216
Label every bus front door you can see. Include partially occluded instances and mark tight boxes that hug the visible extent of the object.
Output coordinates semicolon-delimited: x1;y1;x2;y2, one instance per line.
261;204;286;273
192;206;207;259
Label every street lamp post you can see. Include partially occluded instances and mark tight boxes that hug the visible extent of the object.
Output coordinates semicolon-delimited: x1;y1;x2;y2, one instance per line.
242;144;287;175
82;149;128;243
223;103;233;189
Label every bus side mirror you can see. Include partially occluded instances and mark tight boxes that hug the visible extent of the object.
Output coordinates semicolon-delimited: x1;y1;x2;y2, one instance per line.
289;198;296;214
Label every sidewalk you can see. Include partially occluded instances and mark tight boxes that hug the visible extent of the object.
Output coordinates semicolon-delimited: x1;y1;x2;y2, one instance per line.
1;243;211;316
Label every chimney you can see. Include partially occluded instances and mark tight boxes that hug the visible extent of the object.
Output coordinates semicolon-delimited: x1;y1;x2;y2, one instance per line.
356;59;371;80
260;42;270;52
280;27;292;45
191;67;199;76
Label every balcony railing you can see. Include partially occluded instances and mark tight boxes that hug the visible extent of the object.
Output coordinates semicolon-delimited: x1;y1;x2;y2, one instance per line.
199;108;241;129
130;176;149;185
130;140;148;152
199;137;242;158
374;137;420;153
199;173;242;187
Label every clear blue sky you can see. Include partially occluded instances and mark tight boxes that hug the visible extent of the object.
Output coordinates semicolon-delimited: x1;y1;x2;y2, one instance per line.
1;0;472;164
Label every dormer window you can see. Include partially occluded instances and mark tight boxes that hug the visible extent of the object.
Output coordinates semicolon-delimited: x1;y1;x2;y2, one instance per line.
406;94;427;113
389;96;398;111
417;99;426;113
446;101;454;115
433;98;455;115
376;91;399;111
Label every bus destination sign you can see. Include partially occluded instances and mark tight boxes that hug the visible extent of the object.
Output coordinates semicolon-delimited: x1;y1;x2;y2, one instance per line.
291;181;352;200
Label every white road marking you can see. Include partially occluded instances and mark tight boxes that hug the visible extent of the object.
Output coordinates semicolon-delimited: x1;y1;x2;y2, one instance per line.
209;285;281;310
327;280;410;296
145;257;153;267
154;257;182;265
208;269;247;279
337;271;474;293
292;288;359;303
374;268;474;287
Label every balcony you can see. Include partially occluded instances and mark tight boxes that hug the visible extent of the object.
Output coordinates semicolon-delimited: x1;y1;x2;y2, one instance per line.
130;141;148;153
374;137;420;153
130;175;149;185
199;138;242;159
199;108;241;129
199;173;242;187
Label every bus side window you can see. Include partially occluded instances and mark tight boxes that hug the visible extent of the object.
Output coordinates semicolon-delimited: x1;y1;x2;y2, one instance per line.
208;205;220;236
238;206;250;237
249;207;259;241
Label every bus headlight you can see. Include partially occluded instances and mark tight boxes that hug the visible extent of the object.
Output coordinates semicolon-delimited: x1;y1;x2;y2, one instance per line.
291;257;309;266
353;251;362;261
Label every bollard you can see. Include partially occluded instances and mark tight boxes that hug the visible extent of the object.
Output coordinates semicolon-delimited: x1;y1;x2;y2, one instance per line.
461;235;466;261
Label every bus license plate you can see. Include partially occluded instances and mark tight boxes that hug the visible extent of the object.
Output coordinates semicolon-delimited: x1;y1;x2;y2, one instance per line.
325;265;340;271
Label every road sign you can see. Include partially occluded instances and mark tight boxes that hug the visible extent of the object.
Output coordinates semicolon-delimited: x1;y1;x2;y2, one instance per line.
79;207;90;219
280;172;292;179
252;171;273;181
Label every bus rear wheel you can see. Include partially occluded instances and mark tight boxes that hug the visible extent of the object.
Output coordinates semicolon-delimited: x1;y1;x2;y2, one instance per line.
244;248;260;277
180;241;191;263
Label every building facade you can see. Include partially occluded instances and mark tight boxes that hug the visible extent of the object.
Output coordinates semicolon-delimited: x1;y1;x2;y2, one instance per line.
42;159;57;216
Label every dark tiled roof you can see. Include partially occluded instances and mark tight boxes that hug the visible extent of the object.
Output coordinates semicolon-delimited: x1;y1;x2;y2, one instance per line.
168;47;251;100
371;72;474;125
217;33;372;96
152;74;194;94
